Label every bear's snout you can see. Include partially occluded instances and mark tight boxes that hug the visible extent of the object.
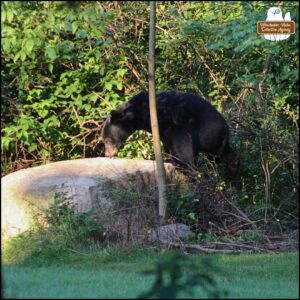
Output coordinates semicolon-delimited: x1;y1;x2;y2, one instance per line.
104;143;119;158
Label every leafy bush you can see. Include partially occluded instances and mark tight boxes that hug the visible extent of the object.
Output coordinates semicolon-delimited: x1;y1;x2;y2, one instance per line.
1;1;298;231
2;193;105;265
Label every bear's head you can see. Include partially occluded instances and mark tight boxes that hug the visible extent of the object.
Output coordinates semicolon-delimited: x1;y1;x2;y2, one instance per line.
101;108;135;157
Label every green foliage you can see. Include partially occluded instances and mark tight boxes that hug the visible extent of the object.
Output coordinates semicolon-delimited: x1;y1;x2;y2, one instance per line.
167;184;200;234
1;1;129;163
137;252;227;299
1;1;298;229
44;194;105;245
2;193;105;266
117;130;156;160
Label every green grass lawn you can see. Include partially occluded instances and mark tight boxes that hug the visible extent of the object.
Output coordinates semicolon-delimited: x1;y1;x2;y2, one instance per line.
2;249;299;299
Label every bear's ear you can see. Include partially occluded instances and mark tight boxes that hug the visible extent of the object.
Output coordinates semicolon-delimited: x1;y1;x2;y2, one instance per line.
110;110;124;124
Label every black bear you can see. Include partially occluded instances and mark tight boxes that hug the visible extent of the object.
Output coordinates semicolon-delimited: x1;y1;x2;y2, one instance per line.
102;91;240;178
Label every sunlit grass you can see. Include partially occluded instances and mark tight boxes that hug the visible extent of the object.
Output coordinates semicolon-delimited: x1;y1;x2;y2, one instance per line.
2;249;299;299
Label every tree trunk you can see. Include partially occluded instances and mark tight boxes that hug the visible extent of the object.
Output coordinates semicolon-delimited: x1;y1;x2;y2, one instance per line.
148;1;167;222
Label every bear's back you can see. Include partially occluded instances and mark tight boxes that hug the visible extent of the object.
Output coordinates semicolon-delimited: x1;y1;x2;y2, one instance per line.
124;91;226;130
156;91;225;125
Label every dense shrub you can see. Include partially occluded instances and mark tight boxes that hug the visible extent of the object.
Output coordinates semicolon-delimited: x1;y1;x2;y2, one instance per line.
1;1;298;230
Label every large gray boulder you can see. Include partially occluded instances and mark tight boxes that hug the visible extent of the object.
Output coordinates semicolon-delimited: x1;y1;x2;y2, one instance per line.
1;157;181;241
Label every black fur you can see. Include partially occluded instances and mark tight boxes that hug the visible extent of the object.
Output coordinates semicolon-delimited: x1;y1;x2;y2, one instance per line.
102;91;239;177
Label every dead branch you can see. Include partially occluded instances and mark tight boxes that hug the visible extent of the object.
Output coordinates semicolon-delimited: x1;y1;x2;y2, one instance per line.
156;239;245;253
219;191;257;229
210;241;268;253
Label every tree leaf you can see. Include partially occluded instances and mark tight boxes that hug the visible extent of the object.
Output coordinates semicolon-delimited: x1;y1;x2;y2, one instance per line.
20;51;27;61
64;20;72;31
71;22;78;34
90;94;98;102
13;52;20;63
49;64;53;74
25;39;34;53
28;144;38;153
37;109;49;118
46;47;57;60
116;82;123;90
1;10;6;22
105;82;112;91
77;29;87;38
7;10;14;23
1;137;12;151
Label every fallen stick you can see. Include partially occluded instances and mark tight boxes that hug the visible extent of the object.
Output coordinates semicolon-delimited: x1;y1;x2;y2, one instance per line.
156;239;246;254
210;241;267;253
220;191;257;229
